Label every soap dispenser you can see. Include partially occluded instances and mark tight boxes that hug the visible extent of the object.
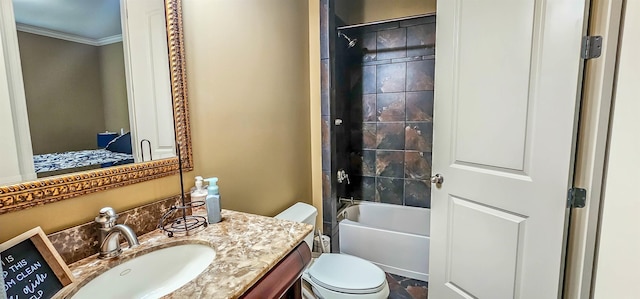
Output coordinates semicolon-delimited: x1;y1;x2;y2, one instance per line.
204;177;221;223
190;176;208;202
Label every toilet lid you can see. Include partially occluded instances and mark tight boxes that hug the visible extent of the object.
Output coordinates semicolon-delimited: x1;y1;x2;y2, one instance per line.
307;254;386;294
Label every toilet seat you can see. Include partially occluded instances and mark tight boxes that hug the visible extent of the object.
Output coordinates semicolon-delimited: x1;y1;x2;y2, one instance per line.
307;254;386;295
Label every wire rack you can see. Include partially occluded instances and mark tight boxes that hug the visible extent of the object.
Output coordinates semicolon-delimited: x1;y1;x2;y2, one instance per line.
158;200;207;237
157;141;208;237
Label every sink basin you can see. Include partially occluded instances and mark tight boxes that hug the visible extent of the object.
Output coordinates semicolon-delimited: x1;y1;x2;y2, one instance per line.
72;244;215;299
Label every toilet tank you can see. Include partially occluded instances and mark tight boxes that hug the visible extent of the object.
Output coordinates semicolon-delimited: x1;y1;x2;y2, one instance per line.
275;202;317;249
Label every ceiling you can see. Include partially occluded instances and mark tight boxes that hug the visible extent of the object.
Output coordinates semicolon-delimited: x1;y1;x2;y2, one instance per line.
12;0;122;40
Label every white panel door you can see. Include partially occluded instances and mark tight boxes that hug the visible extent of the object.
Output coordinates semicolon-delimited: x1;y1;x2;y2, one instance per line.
123;0;175;161
0;0;35;183
430;0;586;298
0;30;23;184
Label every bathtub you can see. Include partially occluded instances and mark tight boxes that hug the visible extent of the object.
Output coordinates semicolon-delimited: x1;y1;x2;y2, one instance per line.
338;201;430;282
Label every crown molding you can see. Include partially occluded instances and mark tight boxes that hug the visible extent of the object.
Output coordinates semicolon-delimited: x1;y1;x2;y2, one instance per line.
16;23;122;46
96;34;123;46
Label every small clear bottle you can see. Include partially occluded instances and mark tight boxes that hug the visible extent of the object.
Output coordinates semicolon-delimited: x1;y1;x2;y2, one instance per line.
190;176;208;203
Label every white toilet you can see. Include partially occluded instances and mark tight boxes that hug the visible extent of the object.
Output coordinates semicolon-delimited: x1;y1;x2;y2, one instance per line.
275;202;389;299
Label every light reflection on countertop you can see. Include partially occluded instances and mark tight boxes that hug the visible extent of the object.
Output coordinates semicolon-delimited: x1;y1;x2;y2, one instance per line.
62;209;312;299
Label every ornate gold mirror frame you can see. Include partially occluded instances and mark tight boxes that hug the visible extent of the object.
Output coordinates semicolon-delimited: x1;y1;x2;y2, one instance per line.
0;0;191;215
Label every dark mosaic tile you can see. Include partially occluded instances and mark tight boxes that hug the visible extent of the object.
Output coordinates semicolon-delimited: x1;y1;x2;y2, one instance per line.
386;273;414;299
321;59;330;116
404;179;431;208
349;67;362;93
405;122;432;152
350;123;363;150
407;59;435;91
320;0;329;60
350;101;363;126
406;91;434;121
362;150;376;176
349;152;363;176
376;150;405;178
322;197;333;225
376;177;404;205
406;285;429;299
363;123;377;149
400;16;436;27
396;274;429;289
361;176;376;201
363;65;376;94
322;172;333;222
405;151;432;180
377;62;406;93
377;122;405;150
377;92;405;122
334;71;348;117
321;116;331;171
322;171;331;203
360;31;377;62
388;273;429;299
407;23;436;57
377;27;407;60
347;175;362;199
363;94;377;122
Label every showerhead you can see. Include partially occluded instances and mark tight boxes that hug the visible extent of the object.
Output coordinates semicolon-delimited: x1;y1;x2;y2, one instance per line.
338;31;358;48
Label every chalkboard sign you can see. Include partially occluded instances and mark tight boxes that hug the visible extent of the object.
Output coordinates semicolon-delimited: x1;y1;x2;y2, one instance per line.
1;227;73;299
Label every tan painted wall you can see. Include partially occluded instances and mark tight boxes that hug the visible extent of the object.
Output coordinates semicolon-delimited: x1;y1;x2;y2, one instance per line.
0;0;312;242
182;0;312;217
309;0;323;229
100;42;130;133
18;32;106;154
336;0;436;25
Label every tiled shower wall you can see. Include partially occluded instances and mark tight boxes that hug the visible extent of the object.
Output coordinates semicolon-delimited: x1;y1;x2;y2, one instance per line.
319;0;435;251
343;16;436;208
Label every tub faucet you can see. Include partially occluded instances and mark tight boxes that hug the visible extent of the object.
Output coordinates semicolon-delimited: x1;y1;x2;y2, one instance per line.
338;197;354;206
337;197;358;222
95;207;139;259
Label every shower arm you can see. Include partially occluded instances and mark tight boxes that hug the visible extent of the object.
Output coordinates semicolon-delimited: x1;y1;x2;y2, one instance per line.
337;31;358;48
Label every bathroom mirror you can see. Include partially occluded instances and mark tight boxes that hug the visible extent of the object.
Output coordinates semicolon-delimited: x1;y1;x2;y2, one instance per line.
0;0;191;214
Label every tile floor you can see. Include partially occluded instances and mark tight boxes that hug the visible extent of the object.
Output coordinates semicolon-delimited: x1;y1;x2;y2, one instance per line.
386;273;429;299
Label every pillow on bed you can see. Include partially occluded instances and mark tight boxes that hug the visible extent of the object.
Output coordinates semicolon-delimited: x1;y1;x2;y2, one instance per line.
105;132;133;154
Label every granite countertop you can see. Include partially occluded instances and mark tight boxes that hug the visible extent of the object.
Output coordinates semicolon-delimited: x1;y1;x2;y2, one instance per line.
62;209;313;299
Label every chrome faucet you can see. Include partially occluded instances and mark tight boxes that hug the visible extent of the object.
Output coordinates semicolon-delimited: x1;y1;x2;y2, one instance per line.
95;207;139;259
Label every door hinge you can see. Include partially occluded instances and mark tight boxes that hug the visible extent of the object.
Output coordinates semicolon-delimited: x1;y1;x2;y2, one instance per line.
568;188;587;208
581;36;602;59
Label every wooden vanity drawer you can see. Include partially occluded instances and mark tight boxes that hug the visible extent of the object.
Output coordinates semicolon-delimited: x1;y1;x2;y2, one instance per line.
240;242;311;299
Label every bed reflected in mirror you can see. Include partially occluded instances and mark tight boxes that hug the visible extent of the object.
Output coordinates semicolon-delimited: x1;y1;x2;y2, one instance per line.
0;0;191;214
11;0;175;179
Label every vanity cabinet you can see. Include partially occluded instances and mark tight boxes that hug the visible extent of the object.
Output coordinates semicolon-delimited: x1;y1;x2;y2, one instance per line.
240;242;311;299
